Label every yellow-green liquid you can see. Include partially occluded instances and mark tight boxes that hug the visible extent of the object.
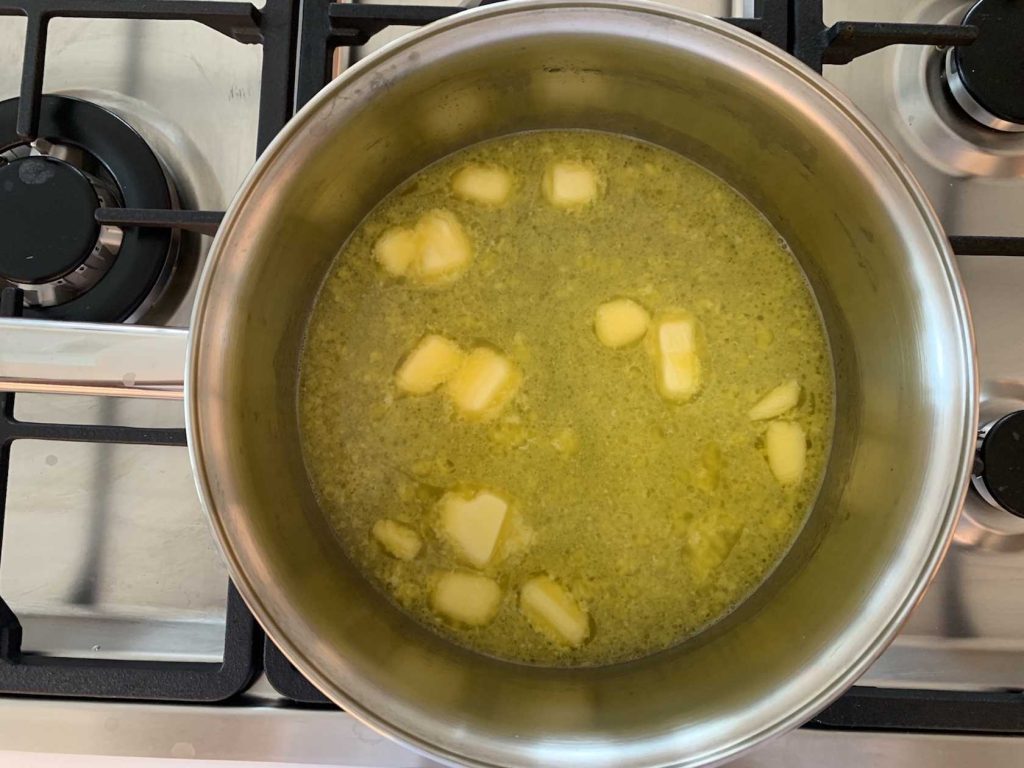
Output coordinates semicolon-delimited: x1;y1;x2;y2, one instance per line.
300;131;833;666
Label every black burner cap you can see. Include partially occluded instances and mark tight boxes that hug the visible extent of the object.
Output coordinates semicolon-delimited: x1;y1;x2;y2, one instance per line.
0;95;177;322
978;411;1024;518
953;0;1024;125
0;157;100;284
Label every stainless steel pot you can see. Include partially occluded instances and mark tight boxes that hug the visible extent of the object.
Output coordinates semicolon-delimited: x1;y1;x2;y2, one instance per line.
0;2;977;766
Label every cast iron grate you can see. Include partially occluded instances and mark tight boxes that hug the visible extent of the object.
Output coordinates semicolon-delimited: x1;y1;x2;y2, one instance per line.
0;287;262;700
811;688;1024;734
0;0;299;236
0;0;304;700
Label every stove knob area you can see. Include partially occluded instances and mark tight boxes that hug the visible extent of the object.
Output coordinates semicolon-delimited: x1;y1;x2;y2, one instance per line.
973;411;1024;518
944;0;1024;133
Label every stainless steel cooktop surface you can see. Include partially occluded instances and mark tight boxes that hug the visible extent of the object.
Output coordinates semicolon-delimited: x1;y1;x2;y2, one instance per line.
0;0;1022;764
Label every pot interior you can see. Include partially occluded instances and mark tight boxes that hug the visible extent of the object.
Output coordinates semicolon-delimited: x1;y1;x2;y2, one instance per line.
191;4;973;766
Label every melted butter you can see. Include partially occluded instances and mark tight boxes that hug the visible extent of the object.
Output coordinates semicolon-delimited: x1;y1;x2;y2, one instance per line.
299;131;834;666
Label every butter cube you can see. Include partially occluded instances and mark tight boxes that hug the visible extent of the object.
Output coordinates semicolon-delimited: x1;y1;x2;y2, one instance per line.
438;490;508;568
748;379;800;421
395;334;464;395
594;298;650;348
543;161;598;208
372;209;473;284
685;518;743;582
520;575;590;648
452;164;512;206
446;347;520;419
765;420;806;485
372;519;422;561
374;227;418;277
432;571;502;626
649;312;702;402
413;209;473;283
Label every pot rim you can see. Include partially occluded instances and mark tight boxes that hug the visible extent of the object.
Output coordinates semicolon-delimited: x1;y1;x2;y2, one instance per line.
187;2;978;765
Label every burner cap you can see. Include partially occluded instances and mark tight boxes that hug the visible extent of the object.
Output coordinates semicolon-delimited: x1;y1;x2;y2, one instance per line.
948;0;1024;132
974;411;1024;518
0;156;100;284
0;95;179;322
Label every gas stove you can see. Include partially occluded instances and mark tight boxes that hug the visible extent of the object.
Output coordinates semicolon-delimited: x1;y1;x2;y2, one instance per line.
1;0;1023;765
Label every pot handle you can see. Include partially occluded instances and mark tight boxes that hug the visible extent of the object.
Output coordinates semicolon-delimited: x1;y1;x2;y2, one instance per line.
0;318;187;400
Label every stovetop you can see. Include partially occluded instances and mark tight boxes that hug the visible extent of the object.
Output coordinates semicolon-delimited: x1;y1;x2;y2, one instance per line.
1;0;1024;764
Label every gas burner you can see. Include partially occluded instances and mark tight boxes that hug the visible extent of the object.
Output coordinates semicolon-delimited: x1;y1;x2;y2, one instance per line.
0;95;179;322
881;0;1024;190
944;0;1024;133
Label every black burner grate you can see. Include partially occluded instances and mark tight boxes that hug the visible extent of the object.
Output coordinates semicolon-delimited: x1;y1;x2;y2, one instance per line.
0;0;298;238
0;0;1023;731
0;287;261;700
0;0;301;701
